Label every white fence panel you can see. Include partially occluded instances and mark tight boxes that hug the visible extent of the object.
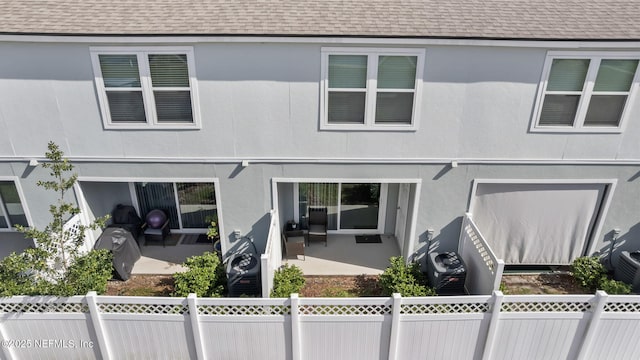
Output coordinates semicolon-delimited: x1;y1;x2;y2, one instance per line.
0;296;98;360
298;297;393;360
491;295;593;360
459;213;505;295
583;296;640;360
397;296;492;360
197;298;292;360
97;296;196;359
262;209;282;297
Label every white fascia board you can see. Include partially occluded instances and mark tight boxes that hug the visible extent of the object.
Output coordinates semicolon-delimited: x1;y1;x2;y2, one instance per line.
2;34;640;49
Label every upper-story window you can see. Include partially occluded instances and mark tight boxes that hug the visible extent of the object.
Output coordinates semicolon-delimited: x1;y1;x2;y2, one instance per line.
532;51;640;133
90;47;201;129
320;48;424;131
0;181;28;230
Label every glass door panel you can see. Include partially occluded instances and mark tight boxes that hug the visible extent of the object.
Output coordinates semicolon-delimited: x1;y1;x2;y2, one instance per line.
340;183;380;230
298;183;338;230
177;183;217;229
134;182;179;229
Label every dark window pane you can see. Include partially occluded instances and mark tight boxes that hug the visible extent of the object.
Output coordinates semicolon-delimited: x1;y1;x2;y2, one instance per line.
340;183;380;230
106;91;146;123
134;182;179;229
0;181;28;227
378;56;417;89
539;95;580;126
177;183;217;229
328;55;367;88
547;59;589;92
149;54;190;87
328;92;366;124
154;91;193;123
99;55;141;88
584;95;627;127
375;92;414;124
594;60;639;92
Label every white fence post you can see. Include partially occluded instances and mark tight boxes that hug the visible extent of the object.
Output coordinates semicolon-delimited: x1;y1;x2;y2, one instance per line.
0;315;17;360
86;291;112;360
187;294;206;360
576;290;608;360
481;290;504;360
388;293;402;360
290;294;302;360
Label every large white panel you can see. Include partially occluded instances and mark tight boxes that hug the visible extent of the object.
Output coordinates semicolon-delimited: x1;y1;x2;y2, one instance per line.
200;319;291;360
492;317;587;360
300;319;391;360
103;318;196;359
585;318;640;360
2;317;99;360
397;317;489;360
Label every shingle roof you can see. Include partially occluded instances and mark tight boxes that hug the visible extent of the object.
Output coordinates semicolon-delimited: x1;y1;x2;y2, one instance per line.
1;0;639;40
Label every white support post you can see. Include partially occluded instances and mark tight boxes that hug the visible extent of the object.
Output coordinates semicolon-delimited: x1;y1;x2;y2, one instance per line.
388;293;402;360
576;291;609;360
187;294;206;360
290;294;302;360
261;254;270;298
481;290;504;360
86;291;112;360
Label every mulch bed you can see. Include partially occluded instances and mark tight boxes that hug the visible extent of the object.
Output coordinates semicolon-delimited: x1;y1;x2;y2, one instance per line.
105;273;587;297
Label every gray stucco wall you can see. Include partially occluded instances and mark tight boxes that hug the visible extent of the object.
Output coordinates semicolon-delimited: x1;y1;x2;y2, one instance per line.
1;42;640;161
1;39;639;267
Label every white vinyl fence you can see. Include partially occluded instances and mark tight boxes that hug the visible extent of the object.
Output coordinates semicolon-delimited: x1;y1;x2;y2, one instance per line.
261;209;282;297
459;213;505;295
0;291;638;360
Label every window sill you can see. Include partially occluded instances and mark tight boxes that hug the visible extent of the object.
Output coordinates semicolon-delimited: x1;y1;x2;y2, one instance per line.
320;123;417;132
103;123;202;130
529;126;623;134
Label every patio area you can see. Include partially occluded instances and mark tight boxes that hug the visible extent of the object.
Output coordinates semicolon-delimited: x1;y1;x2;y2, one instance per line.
283;234;400;275
131;234;214;274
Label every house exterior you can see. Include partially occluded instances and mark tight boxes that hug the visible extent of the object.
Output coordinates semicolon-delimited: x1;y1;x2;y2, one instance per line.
1;0;640;271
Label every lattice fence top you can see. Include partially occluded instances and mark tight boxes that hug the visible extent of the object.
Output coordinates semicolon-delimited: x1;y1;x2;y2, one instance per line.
464;223;496;273
199;304;290;316
98;303;188;315
501;301;591;312
401;302;489;314
298;304;391;316
604;302;640;312
0;302;88;313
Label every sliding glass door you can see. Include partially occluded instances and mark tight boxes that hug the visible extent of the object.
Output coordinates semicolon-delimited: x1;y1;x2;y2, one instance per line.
340;183;380;230
134;181;217;232
297;182;384;232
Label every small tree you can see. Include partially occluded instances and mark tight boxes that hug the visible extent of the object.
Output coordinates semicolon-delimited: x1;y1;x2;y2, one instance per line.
0;141;111;296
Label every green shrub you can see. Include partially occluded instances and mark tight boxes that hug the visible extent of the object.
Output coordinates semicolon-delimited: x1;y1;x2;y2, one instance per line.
571;256;607;291
173;252;226;297
597;277;632;294
270;264;305;298
56;249;113;296
380;256;435;297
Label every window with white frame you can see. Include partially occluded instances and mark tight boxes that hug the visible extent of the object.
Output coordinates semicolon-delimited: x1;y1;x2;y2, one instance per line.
0;181;28;229
533;52;640;132
90;47;200;129
321;48;424;130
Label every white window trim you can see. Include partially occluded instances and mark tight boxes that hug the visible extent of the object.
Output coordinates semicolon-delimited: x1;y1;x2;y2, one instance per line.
531;51;640;134
320;47;425;131
90;46;202;130
0;177;33;232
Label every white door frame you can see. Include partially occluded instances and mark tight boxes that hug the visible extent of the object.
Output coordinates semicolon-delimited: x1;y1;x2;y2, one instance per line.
395;183;410;251
272;178;421;259
468;178;617;258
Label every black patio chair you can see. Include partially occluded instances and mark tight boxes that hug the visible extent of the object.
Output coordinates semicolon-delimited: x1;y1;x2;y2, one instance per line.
307;207;328;246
